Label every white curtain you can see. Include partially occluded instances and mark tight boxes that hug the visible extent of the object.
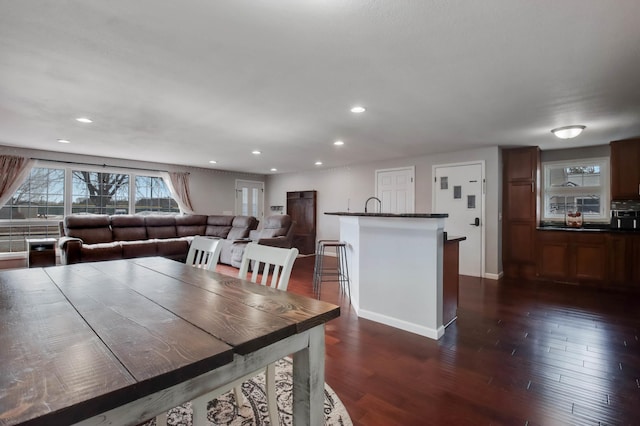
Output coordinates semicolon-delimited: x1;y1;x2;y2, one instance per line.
0;155;36;208
164;171;194;214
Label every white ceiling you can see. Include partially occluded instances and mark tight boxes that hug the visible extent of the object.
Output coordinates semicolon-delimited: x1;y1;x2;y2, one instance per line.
1;1;640;174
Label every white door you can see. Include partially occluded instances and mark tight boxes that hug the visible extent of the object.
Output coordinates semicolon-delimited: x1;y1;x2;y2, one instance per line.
235;180;264;220
376;167;415;214
433;162;484;277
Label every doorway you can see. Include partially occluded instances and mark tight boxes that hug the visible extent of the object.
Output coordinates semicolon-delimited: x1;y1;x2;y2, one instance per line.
433;161;485;277
235;180;264;220
375;166;415;213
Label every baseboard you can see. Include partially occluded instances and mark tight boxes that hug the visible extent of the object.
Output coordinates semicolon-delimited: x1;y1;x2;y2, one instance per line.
358;309;444;340
484;271;503;280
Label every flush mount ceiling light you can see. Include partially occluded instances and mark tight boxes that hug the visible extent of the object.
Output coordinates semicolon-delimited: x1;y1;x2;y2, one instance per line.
551;125;586;139
350;106;365;113
270;168;277;172
334;140;344;146
76;117;93;123
252;150;261;155
315;161;323;166
57;139;71;144
208;160;217;164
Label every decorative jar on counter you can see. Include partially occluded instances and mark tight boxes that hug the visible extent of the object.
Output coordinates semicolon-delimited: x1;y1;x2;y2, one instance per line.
565;210;583;228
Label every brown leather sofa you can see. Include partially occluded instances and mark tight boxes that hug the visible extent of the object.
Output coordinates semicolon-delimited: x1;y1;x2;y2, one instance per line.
58;214;258;265
230;215;295;267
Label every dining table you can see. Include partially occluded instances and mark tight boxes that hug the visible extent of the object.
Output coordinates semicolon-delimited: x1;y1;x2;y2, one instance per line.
0;256;340;426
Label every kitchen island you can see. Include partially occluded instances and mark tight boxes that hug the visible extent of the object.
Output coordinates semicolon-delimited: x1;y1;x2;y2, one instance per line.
325;212;453;340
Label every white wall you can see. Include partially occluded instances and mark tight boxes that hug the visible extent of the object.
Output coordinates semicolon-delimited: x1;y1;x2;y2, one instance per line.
266;146;502;276
4;143;611;275
0;145;265;215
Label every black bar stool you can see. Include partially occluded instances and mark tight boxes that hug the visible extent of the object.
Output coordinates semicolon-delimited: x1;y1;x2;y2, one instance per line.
313;240;351;300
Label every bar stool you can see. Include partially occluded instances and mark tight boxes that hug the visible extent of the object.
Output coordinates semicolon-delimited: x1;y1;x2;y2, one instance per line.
313;240;351;300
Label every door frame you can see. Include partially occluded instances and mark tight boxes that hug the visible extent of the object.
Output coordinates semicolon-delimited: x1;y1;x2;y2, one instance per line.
235;179;265;221
375;166;416;214
432;160;486;278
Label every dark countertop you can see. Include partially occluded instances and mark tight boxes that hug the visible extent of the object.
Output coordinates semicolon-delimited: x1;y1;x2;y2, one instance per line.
325;212;448;218
537;224;640;233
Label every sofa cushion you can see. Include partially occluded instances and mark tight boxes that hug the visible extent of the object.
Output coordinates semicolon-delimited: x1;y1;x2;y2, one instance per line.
64;215;113;245
260;215;292;238
111;215;147;241
155;238;190;257
120;240;157;258
205;215;234;238
227;215;259;240
80;242;122;262
145;216;178;239
175;214;207;237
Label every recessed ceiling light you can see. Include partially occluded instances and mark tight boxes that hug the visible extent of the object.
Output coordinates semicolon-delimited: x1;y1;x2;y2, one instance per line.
57;139;71;144
209;160;217;164
76;117;93;123
315;161;323;166
334;140;344;146
551;125;586;139
252;150;261;155
350;106;366;113
270;168;277;172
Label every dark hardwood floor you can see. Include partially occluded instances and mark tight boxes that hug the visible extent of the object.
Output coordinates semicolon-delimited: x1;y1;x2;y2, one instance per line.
219;255;640;426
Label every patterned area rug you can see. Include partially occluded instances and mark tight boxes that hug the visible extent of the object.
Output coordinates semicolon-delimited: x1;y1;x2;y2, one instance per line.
146;357;352;426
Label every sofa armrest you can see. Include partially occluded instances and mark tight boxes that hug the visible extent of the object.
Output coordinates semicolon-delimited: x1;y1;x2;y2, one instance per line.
232;238;252;244
58;236;83;265
58;236;82;250
256;236;290;248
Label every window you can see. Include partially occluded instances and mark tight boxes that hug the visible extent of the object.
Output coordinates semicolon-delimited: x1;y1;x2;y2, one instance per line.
542;158;610;222
72;171;129;215
1;164;183;253
135;176;180;214
0;167;65;252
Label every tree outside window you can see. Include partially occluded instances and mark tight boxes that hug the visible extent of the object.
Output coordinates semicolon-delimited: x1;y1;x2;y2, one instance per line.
72;171;129;214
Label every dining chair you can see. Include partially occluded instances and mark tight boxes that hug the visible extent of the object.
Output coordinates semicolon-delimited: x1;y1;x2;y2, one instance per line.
190;243;299;425
185;236;222;270
155;236;223;426
157;243;299;426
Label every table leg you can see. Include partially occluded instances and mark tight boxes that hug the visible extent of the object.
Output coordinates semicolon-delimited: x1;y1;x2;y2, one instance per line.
292;325;325;426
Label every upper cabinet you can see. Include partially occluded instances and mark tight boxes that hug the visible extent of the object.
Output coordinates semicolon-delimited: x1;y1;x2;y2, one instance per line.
611;138;640;201
504;147;539;182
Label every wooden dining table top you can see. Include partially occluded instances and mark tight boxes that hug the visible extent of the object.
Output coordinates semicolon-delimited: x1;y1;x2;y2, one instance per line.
0;257;340;426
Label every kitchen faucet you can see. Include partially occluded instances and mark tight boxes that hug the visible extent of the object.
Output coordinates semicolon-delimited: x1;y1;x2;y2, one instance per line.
364;196;382;213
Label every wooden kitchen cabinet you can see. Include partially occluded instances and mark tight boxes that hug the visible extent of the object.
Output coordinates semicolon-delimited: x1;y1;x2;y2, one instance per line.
608;235;628;284
503;147;540;279
537;231;570;280
504;147;539;181
536;231;608;284
605;233;640;291
287;190;317;255
630;234;640;286
443;237;462;327
572;233;608;282
611;138;640;201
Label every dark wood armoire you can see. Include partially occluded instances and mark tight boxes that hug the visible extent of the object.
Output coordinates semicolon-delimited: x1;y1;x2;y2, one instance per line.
286;190;317;255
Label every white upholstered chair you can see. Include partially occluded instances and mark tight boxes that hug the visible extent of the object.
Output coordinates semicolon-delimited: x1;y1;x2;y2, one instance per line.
155;236;223;426
185;236;222;270
158;243;299;426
